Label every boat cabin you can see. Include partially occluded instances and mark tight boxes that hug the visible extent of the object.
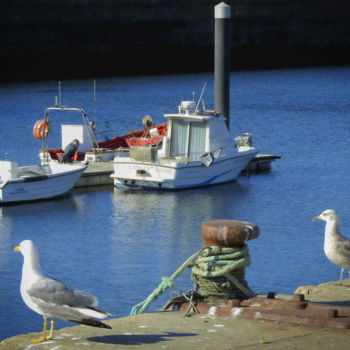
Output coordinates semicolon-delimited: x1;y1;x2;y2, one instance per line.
156;101;233;163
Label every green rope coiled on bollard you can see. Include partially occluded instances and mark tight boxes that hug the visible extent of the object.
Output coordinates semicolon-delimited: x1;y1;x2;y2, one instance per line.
191;245;255;299
129;245;254;316
130;250;202;316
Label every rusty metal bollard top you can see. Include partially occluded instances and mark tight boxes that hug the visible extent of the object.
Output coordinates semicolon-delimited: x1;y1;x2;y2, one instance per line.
201;220;260;247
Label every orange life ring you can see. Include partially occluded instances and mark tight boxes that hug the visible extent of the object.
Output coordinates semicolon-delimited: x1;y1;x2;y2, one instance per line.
33;120;49;140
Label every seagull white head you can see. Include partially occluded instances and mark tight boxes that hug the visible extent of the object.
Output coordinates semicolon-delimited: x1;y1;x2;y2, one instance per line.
14;240;41;271
14;239;36;255
313;209;338;223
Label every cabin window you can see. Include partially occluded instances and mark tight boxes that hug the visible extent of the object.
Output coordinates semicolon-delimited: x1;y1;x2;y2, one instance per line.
188;122;206;160
169;119;207;159
170;119;188;157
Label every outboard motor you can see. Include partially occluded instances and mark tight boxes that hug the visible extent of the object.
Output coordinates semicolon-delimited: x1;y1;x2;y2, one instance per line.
58;139;79;163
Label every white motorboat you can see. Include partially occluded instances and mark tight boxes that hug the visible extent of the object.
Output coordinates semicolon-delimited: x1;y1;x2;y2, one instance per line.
112;100;258;190
0;160;86;204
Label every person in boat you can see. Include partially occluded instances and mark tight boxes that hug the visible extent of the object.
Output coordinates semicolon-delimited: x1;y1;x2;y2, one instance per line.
142;115;154;138
58;139;79;163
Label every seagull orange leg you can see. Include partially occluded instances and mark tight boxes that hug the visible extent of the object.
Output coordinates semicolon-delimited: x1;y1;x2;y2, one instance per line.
47;318;55;340
31;317;48;343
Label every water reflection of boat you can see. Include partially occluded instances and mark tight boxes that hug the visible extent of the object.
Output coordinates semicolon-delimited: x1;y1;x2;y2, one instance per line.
113;100;257;190
0;160;86;204
111;180;247;222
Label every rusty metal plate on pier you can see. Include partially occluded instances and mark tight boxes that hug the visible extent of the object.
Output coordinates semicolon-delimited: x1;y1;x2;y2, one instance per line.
165;294;350;329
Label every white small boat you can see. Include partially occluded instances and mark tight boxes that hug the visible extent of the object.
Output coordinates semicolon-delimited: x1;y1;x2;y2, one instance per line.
112;100;258;190
0;160;86;204
37;106;166;164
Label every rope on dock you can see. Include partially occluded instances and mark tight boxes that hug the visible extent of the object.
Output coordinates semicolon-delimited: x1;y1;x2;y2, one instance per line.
192;245;255;299
130;245;255;316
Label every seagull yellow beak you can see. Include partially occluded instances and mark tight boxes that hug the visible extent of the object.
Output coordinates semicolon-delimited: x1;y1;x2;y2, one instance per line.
312;216;320;222
14;246;20;252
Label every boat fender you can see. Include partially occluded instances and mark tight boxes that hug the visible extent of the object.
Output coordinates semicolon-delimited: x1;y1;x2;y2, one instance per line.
33;120;49;140
58;139;79;163
149;127;159;137
201;220;260;247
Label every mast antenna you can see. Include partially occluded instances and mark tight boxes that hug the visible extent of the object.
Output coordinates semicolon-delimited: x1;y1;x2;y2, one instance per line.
195;81;207;113
93;80;97;121
58;81;62;106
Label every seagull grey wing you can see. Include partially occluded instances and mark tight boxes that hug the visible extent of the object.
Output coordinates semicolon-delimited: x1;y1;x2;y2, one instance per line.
333;241;350;268
336;236;350;253
27;277;98;308
73;290;99;307
28;295;90;322
343;239;350;251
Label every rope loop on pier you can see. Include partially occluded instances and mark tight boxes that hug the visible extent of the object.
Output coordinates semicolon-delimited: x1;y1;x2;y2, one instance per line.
191;245;255;299
129;245;254;316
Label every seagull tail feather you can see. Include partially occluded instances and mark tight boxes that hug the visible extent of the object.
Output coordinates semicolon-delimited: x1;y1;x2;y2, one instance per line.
70;317;112;329
77;306;112;319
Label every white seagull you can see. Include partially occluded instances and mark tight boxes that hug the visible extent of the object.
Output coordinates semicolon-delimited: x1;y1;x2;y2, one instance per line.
14;240;111;343
313;209;350;284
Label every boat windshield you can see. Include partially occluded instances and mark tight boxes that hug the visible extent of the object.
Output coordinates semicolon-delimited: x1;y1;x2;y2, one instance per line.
189;123;206;159
170;120;206;160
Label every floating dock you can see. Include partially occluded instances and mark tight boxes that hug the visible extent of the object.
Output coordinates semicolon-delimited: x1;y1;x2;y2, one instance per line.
74;154;280;188
75;161;114;187
245;153;281;173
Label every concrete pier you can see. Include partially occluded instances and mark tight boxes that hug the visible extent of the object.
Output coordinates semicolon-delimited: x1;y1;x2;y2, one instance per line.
2;280;349;350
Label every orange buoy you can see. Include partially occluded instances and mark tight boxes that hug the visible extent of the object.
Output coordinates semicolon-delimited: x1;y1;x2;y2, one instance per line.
201;220;260;247
33;120;49;140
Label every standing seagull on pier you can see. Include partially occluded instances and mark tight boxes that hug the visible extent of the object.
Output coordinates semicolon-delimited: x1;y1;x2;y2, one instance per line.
313;209;350;284
14;240;111;343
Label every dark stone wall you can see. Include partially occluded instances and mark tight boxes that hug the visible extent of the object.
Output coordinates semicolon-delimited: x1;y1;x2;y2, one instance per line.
1;0;350;82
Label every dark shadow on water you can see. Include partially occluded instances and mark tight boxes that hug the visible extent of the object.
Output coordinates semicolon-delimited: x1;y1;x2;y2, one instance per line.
71;184;114;194
88;331;198;345
0;194;78;216
314;301;350;307
114;179;247;197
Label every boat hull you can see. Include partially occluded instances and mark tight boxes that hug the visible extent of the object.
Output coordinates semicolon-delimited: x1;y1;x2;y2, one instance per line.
0;163;86;204
113;150;257;190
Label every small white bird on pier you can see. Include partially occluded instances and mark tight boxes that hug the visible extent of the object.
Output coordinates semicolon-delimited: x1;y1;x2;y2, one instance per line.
313;209;350;284
14;240;111;343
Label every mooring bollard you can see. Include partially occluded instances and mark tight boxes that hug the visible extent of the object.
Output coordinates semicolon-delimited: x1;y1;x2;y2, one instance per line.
201;219;260;247
131;219;260;315
191;219;260;300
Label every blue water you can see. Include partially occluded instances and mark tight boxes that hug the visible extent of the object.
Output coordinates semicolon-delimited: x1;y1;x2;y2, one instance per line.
1;67;350;341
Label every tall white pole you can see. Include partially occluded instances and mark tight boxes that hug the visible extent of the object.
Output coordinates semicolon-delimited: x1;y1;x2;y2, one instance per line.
214;2;231;129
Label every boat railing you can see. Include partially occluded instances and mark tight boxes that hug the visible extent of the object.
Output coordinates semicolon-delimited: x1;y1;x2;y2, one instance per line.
42;106;103;158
